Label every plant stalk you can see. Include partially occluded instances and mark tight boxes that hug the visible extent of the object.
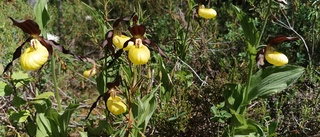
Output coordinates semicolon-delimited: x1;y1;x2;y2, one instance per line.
51;53;62;112
243;0;271;112
127;64;137;132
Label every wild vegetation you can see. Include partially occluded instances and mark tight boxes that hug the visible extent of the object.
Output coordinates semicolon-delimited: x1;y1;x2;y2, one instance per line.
0;0;320;136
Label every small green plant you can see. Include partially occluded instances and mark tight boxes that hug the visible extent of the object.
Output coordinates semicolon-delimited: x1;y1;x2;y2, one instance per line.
210;102;232;123
1;0;319;136
84;10;167;136
1;1;82;136
210;1;305;136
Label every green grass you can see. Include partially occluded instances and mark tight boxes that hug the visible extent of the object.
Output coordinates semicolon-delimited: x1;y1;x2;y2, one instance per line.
1;0;320;136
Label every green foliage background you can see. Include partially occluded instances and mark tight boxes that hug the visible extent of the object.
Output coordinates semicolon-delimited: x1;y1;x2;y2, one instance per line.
1;0;320;136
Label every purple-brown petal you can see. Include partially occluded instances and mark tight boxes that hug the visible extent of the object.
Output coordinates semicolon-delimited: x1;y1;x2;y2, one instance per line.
38;37;53;57
128;25;146;37
44;39;82;61
144;39;168;58
85;95;104;120
2;38;31;74
267;35;299;46
102;30;115;54
123;37;135;49
9;17;41;36
107;49;124;68
112;14;134;28
132;15;139;25
106;74;121;88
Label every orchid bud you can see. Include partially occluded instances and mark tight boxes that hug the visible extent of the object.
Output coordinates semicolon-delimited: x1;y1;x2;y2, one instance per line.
107;96;127;115
198;5;217;19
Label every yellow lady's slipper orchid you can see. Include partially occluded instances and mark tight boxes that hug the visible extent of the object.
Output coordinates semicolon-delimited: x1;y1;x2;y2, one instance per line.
107;96;127;115
128;39;150;65
265;46;288;66
83;68;96;78
112;35;134;51
20;39;49;71
3;17;81;74
198;5;217;19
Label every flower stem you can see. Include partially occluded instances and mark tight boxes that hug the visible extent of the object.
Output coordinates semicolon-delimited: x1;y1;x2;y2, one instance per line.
51;53;62;112
243;0;271;112
128;65;137;130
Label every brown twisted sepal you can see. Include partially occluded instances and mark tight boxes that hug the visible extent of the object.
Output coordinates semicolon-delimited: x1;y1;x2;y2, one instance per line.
9;17;41;37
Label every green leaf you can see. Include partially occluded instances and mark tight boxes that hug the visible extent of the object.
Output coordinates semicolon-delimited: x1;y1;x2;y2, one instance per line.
34;0;50;30
119;126;127;137
26;122;37;136
247;120;265;136
210;105;219;115
156;55;173;92
223;84;243;111
11;71;30;88
268;121;278;136
167;116;178;121
210;104;232;123
45;108;60;137
45;108;60;127
230;109;247;126
59;103;79;135
234;120;265;136
220;110;232;118
87;120;113;136
32;92;54;110
12;96;26;107
9;110;30;123
11;71;29;80
141;92;157;129
132;90;157;132
0;81;13;96
36;113;50;137
234;133;259;137
96;71;106;95
233;5;259;51
39;113;51;133
32;99;52;113
79;131;88;137
35;92;54;100
246;65;304;104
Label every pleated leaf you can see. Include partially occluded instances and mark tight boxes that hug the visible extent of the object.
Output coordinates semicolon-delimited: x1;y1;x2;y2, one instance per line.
247;65;304;103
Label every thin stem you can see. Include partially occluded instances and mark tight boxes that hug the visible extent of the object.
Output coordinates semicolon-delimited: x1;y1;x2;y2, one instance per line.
179;6;193;60
127;64;137;132
290;29;311;66
132;65;138;88
177;57;208;86
57;0;63;41
311;15;316;57
243;0;271;109
257;2;271;47
182;19;190;60
51;53;62;112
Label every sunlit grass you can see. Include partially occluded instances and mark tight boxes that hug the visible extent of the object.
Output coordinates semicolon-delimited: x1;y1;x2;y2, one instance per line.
0;0;319;136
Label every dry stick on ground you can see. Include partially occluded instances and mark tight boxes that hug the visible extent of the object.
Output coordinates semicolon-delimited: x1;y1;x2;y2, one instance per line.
176;57;208;86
